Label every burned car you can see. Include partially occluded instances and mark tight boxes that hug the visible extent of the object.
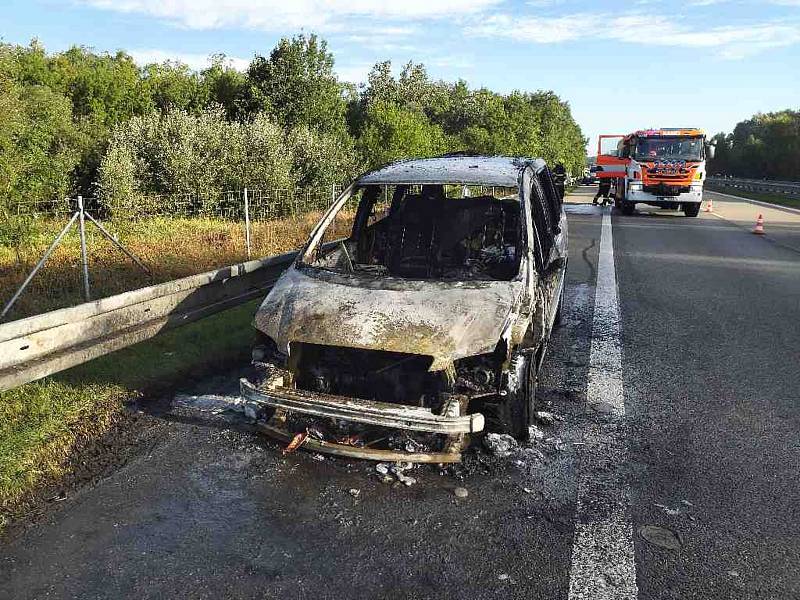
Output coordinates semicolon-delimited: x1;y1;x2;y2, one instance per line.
241;156;568;462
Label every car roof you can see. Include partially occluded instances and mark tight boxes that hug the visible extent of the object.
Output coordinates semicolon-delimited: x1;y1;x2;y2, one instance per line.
357;155;546;187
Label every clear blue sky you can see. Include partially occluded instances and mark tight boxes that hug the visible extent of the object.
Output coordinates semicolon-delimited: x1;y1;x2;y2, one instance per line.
3;0;799;153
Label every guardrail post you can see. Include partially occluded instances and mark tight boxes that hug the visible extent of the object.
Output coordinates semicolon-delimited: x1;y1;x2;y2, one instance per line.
244;187;252;259
77;195;91;301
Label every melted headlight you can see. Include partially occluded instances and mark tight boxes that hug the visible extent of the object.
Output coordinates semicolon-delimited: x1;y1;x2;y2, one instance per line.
453;353;501;394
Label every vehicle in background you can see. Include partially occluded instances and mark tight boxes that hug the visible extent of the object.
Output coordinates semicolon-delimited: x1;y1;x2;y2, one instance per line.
596;128;716;217
240;156;568;462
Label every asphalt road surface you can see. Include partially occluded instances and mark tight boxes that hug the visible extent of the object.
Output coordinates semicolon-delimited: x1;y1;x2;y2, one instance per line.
2;187;798;599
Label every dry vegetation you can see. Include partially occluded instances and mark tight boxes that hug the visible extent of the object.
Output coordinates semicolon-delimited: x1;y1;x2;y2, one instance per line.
1;210;354;321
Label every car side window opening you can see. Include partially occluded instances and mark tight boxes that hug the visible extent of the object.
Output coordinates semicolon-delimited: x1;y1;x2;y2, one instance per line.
530;176;555;268
306;182;523;281
537;169;562;231
525;183;545;274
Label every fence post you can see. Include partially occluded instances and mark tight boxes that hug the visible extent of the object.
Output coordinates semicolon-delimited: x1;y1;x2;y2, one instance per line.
244;187;252;260
77;195;91;301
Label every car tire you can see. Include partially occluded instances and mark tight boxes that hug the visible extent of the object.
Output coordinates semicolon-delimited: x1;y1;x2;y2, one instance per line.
481;351;536;440
621;201;635;215
683;203;700;217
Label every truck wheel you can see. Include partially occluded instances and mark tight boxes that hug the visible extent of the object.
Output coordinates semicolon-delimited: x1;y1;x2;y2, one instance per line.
480;351;536;440
683;203;700;217
621;201;635;215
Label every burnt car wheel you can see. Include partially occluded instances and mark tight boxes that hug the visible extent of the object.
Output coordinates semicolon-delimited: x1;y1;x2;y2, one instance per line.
482;351;536;440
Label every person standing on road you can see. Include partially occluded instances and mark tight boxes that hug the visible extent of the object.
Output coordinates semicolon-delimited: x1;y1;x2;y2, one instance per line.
594;177;611;205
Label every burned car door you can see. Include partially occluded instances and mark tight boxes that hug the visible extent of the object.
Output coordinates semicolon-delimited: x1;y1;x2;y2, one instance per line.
524;167;566;341
534;167;568;330
520;167;538;305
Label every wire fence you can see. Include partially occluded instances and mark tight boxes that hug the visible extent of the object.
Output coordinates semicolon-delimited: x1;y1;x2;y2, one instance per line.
0;186;346;322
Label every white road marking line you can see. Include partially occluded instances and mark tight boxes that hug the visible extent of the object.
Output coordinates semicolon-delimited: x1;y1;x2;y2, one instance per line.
568;209;638;599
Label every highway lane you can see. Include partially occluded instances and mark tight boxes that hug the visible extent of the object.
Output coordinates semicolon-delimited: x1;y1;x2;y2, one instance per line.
614;203;800;599
1;188;799;598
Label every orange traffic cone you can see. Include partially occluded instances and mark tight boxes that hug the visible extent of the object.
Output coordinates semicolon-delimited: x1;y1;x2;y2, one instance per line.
752;214;765;235
704;197;713;212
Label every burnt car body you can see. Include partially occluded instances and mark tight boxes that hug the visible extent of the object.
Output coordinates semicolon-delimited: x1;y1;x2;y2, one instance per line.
241;156;568;461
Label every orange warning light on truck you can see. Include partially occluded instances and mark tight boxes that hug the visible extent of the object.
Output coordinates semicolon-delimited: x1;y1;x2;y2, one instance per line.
595;128;715;217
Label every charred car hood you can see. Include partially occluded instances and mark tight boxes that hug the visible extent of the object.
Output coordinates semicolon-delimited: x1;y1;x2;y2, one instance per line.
254;266;525;370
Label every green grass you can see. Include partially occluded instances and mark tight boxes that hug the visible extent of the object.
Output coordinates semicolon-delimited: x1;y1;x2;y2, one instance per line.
706;185;800;210
0;298;259;523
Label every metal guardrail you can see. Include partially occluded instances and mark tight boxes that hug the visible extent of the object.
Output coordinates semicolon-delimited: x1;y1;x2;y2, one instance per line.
0;251;298;392
706;176;800;199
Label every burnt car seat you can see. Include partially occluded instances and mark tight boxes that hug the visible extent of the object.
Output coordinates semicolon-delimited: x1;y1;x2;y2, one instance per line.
385;187;444;278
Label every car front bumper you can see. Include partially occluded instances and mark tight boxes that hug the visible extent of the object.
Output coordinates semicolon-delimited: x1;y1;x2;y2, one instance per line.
239;378;484;435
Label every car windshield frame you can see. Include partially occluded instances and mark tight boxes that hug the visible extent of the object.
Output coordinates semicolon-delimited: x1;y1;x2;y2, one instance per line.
297;179;526;283
633;136;704;162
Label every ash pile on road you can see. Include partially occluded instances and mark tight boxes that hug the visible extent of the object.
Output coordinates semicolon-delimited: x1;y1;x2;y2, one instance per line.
172;392;245;415
445;417;566;481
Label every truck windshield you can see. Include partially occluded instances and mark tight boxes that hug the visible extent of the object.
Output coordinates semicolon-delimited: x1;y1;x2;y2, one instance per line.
634;136;703;162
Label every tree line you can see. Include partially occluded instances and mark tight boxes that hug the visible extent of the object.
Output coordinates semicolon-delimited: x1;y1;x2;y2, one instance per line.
0;36;587;215
709;109;799;181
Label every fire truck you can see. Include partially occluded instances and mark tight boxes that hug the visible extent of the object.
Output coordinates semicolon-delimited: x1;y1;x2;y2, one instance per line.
595;128;715;217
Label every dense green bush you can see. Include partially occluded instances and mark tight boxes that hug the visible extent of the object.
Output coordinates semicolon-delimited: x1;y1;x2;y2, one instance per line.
709;110;800;180
97;108;294;212
1;36;589;217
0;76;81;210
351;62;586;174
287;125;361;190
356;101;449;168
